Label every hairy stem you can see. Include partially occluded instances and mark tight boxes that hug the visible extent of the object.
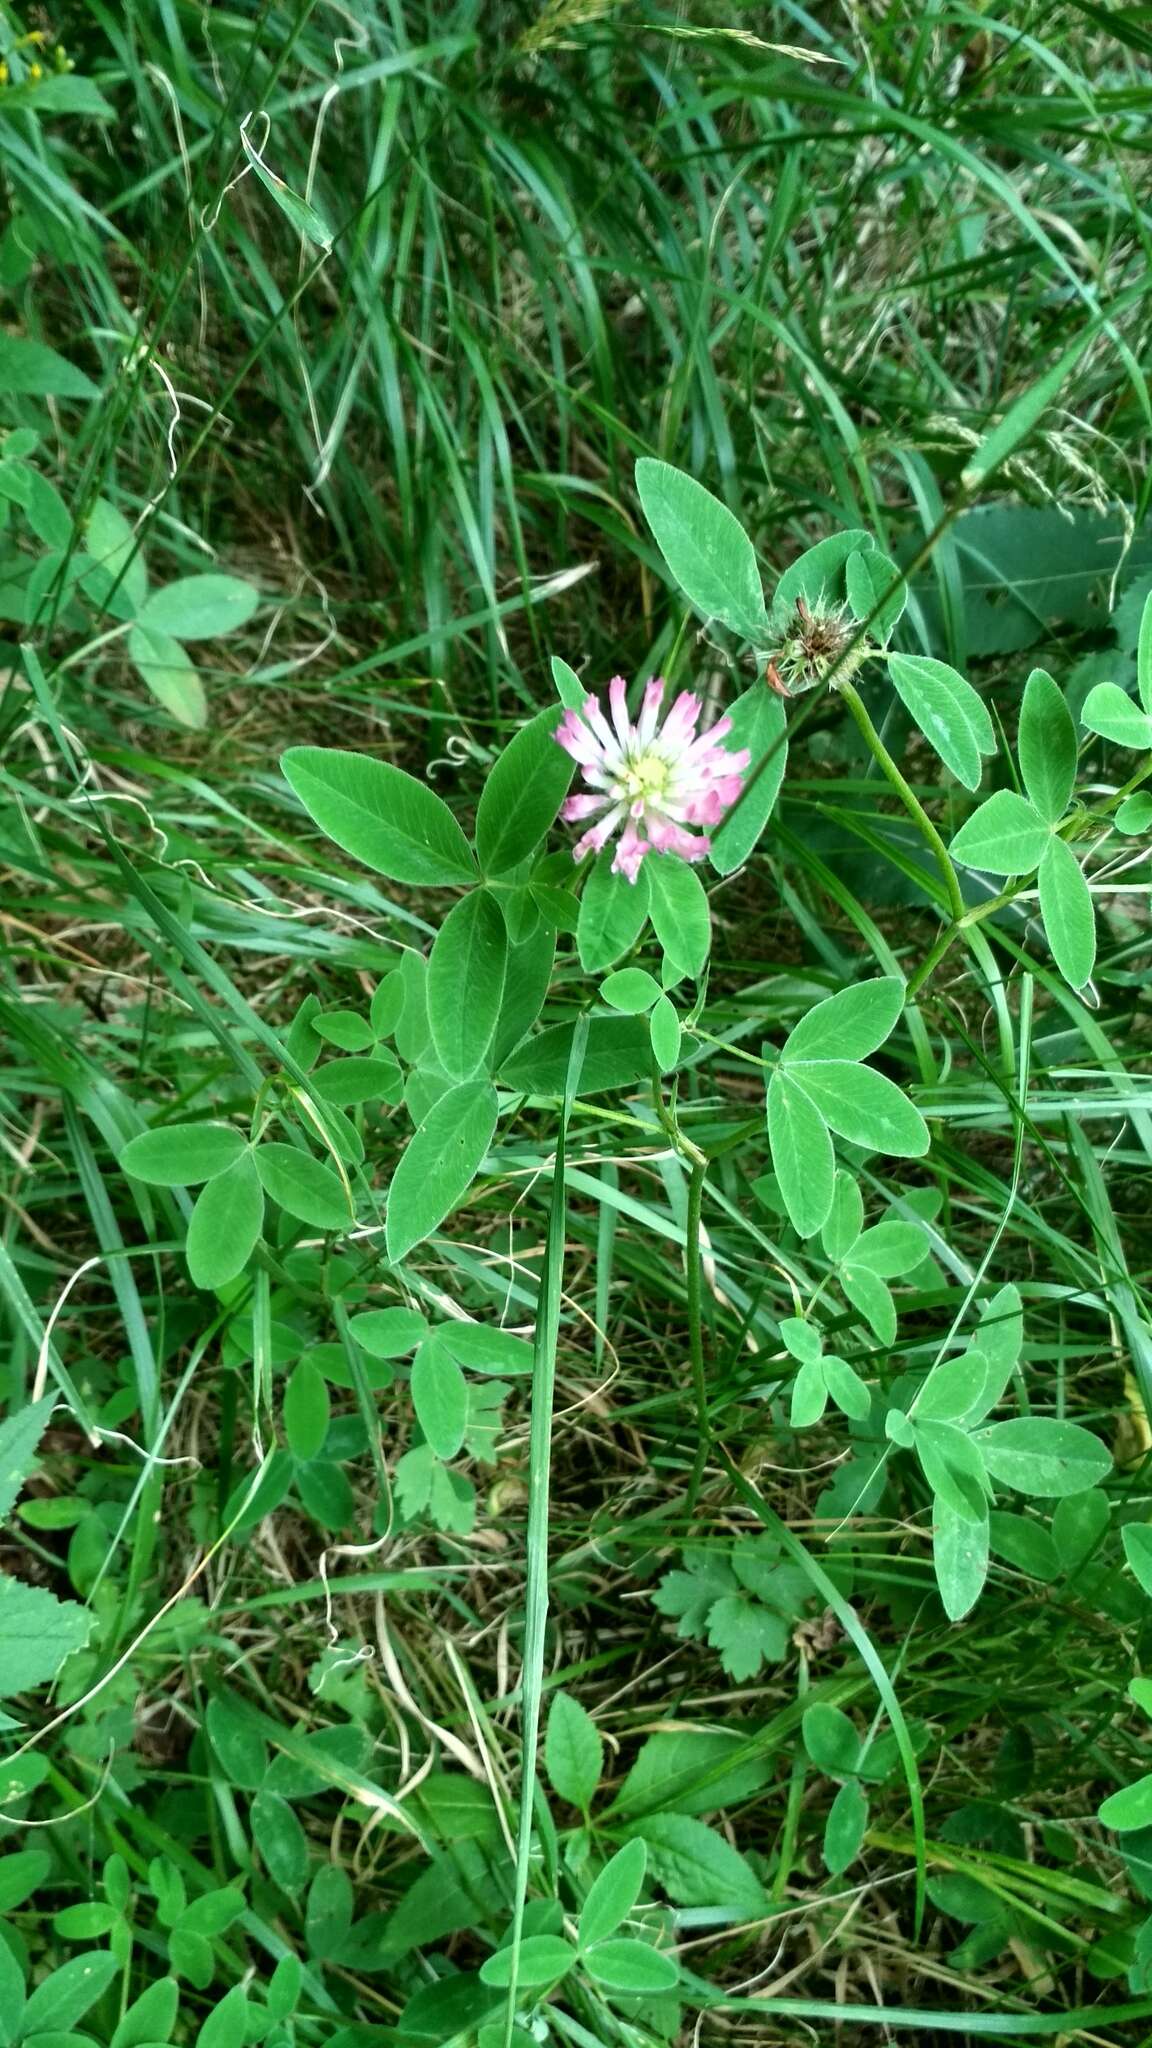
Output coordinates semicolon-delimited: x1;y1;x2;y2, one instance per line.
838;680;966;924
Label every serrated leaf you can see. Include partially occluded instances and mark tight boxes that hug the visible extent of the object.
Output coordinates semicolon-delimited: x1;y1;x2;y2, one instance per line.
888;652;994;790
427;890;507;1080
630;1810;766;1915
579;1839;645;1948
767;1069;834;1238
951;789;1051;874
783;978;905;1063
0;1576;93;1694
709;684;788;874
705;1593;788;1678
0;1397;55;1525
475;707;575;874
1018;667;1077;822
282;747;478;887
635;459;767;639
255;1144;349;1231
1037;835;1096;989
121;1122;246;1187
385;1080;498;1263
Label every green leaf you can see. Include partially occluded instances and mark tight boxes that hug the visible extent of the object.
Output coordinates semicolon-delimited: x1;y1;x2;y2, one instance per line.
1081;681;1152;749
822;1170;863;1262
196;1983;249;2048
480;1935;577;1989
252;1788;310;1890
781;1318;822;1366
914;1418;990;1522
1115;791;1152;835
21;1953;120;2035
545;1690;603;1811
848;1220;927;1279
551;654;587;711
0;336;96;399
977;1417;1111;1497
579;1839;646;1947
255;1144;350;1231
783;977;905;1063
206;1693;269;1790
1138;585;1152;716
1037;835;1096;989
127;624;206;729
577;849;651;972
314;1011;374;1051
427;890;508;1080
186;1153;263;1290
240;128;334;249
282;747;478;887
492;925;556;1066
918;1350;990;1424
803;1702;862;1775
772;530;872;619
631;1818;766;1908
846;544;907;643
475;707;575;874
601;967;662;1013
950;789;1051;873
139;574;259;640
1052;1489;1109;1573
583;1938;678;1993
0;1397;54;1525
314;1053;402;1106
0;1936;23;2041
385;1080;498;1263
788;1063;929;1158
0;1851;50;1914
789;1358;827;1428
648;855;711;980
121;1122;246;1187
110;1976;180;2048
635;458;766;639
84;496;148;616
346;1307;428;1358
887;652;994;791
1122;1523;1152;1599
767;1070;834;1237
284;1358;330;1463
709;684;788;874
823;1777;869;1875
499;1016;648;1097
823;1352;873;1422
1099;1776;1152;1834
411;1337;469;1459
840;1262;896;1346
437;1323;533;1376
933;1497;990;1622
1018;667;1077;822
649;995;681;1072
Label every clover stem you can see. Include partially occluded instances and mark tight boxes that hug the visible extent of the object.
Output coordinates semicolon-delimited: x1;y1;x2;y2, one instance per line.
838;680;966;925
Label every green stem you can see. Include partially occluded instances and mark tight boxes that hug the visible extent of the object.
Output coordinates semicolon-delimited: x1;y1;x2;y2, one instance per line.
683;1155;711;1515
838;680;966;924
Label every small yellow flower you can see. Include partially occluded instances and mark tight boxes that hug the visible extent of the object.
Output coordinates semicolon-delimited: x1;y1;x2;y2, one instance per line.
29;61;43;80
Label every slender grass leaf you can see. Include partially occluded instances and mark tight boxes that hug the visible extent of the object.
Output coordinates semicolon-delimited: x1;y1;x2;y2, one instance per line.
240;129;334;250
0;1577;93;1695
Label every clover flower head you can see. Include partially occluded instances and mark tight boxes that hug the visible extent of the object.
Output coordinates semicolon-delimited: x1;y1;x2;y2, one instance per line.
555;676;750;883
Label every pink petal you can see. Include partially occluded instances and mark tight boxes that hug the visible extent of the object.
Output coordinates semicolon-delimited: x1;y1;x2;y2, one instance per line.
608;674;633;748
637;676;665;746
611;820;650;883
561;793;611;821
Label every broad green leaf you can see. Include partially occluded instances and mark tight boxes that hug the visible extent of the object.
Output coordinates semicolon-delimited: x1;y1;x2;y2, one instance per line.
0;1850;50;1913
546;1689;603;1812
85;496;148;615
917;1350;989;1425
437;1324;533;1376
790;1357;828;1427
913;1418;990;1522
284;1358;330;1462
0;1576;92;1695
282;748;478;887
110;1975;179;2048
972;1284;1024;1417
347;1307;428;1357
822;1170;863;1262
206;1693;269;1790
314;1011;374;1050
647;855;710;980
0;1396;54;1524
823;1777;868;1875
240;129;334;250
1081;681;1152;749
772;530;872;619
1051;1489;1109;1573
196;1983;249;2048
767;1070;834;1238
583;1938;678;1993
385;1080;498;1263
1037;835;1095;989
411;1337;469;1459
475;707;575;874
371;971;406;1038
579;1839;646;1947
780;1318;822;1366
500;1016;648;1097
823;1351;873;1421
121;1121;246;1187
1138;585;1152;715
629;1812;766;1916
601;968;662;1013
649;994;681;1072
783;977;904;1063
252;1788;310;1889
577;850;651;972
988;1510;1059;1583
492;924;556;1067
803;1702;861;1775
709;684;788;875
1116;792;1152;835
840;1262;896;1346
978;1417;1111;1497
950;789;1051;873
846;544;907;643
140;574;259;640
186;1152;264;1289
933;1498;990;1621
887;652;993;791
23;470;72;549
848;1220;927;1278
551;654;587;711
1018;667;1077;822
0;336;96;398
314;1053;402;1106
1123;1523;1152;1600
789;1063;929;1158
21;1952;120;2035
1099;1776;1152;1834
635;458;766;639
127;624;206;728
480;1936;576;1989
255;1144;350;1230
427;890;508;1080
